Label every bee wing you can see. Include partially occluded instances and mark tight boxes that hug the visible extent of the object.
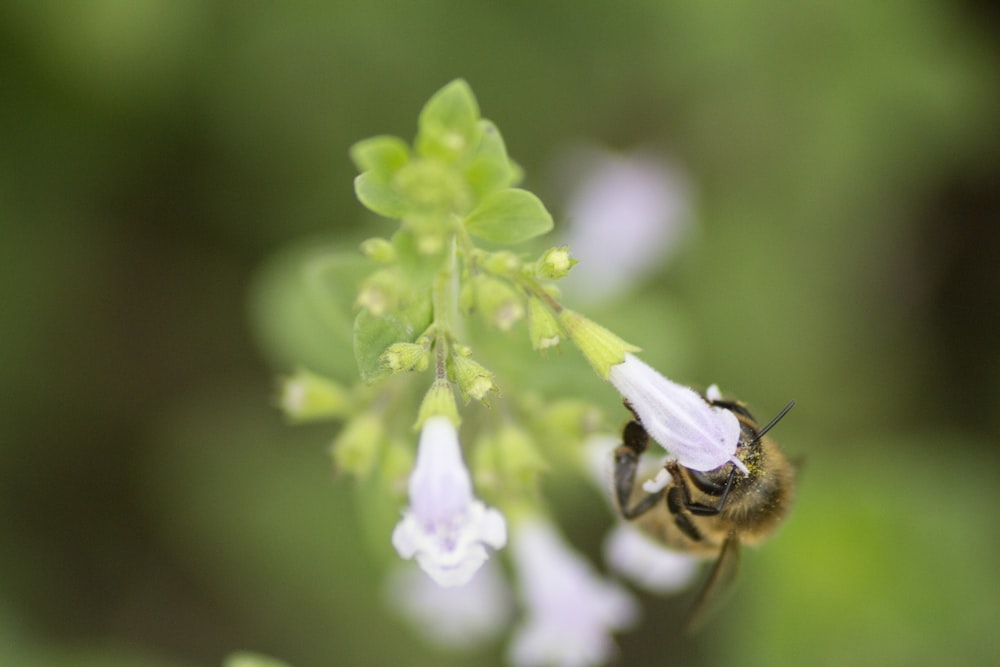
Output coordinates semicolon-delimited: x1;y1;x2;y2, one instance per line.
682;533;741;633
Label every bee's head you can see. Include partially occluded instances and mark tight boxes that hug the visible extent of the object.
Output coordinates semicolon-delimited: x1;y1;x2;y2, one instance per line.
706;397;795;473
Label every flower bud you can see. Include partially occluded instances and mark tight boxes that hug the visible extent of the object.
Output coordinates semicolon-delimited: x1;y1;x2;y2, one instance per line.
495;424;548;489
536;245;577;280
530;398;603;459
330;412;384;479
528;298;563;350
360;237;397;264
451;353;498;403
559;309;641;379
278;369;353;423
477;275;525;331
381;342;431;374
356;268;404;316
483;250;522;277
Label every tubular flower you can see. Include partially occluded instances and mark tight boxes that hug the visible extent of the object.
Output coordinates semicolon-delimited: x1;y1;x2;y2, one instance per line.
392;416;507;587
603;524;700;594
509;518;638;667
385;560;514;649
608;353;745;473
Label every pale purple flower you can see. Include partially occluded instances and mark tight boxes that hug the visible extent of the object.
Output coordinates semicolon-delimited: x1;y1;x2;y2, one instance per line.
604;524;700;594
392;416;507;586
509;518;638;667
559;148;691;302
608;353;745;473
385;560;513;649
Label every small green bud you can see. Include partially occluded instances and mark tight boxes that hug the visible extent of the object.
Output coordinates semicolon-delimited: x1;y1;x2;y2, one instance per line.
330;412;384;479
483;250;522;277
528;298;563;350
560;309;641;379
469;274;525;331
380;342;430;374
355;268;403;316
359;237;397;264
414;379;461;429
536;245;577;280
495;424;548;488
451;353;498;403
531;398;604;460
278;369;353;422
473;426;547;498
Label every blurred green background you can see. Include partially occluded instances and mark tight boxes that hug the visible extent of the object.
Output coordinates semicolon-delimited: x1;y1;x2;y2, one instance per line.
2;2;999;666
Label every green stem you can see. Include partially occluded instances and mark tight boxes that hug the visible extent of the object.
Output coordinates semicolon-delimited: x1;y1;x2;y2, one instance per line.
431;234;461;379
516;273;564;313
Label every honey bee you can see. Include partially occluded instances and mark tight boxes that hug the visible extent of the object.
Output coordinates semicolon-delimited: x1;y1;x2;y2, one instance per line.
613;394;796;631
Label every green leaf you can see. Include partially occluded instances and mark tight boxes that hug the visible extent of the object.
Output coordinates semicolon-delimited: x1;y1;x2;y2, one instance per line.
354;171;407;219
353;294;432;384
416;79;482;162
349;135;410;174
466;120;520;198
249;243;366;380
464;188;554;244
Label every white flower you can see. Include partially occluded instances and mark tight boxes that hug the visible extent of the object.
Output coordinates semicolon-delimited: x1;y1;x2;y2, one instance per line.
509;518;638;667
385;560;514;649
608;353;745;473
559;148;691;303
604;524;700;594
392;416;507;587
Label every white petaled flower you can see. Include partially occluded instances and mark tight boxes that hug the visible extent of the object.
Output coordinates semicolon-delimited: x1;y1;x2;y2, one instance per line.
604;524;700;594
509;518;638;667
392;416;507;587
559;148;691;303
608;353;745;473
385;560;514;649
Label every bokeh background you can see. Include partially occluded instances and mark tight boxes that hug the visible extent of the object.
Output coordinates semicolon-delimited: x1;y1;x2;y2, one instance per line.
2;2;999;666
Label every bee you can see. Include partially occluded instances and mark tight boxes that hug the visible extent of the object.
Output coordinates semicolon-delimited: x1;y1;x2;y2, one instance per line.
613;393;796;631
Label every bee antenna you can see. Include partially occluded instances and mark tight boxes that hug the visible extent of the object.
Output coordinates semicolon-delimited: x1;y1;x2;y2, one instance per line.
750;400;795;444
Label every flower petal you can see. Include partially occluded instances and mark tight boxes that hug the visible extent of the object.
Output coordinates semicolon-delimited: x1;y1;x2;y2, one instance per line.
393;416;507;587
609;353;741;471
604;523;700;594
509;518;638;667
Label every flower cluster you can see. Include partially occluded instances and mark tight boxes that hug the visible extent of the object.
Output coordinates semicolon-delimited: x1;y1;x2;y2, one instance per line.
274;80;748;665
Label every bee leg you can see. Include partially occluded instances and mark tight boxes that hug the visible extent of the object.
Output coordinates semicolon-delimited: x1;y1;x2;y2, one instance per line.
666;485;703;541
614;420;665;520
669;463;738;517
